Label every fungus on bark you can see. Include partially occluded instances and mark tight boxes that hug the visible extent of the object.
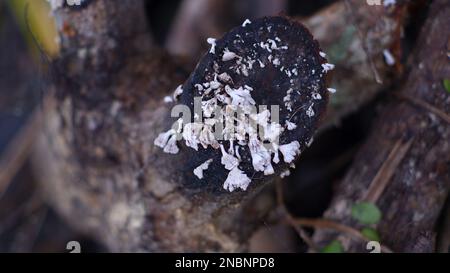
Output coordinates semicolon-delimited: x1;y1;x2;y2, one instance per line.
155;16;333;193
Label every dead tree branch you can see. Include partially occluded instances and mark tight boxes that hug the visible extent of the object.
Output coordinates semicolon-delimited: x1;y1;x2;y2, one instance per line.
312;0;450;252
34;0;330;252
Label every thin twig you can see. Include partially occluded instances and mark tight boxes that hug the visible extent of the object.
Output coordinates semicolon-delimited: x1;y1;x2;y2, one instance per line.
397;93;450;125
275;180;319;252
0;192;42;236
0;4;47;199
286;214;319;252
0;110;42;199
364;138;414;203
292;217;394;253
27;206;49;252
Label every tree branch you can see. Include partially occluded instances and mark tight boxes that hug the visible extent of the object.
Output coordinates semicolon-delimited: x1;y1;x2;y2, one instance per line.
303;0;412;127
52;0;153;85
34;12;331;252
312;0;450;252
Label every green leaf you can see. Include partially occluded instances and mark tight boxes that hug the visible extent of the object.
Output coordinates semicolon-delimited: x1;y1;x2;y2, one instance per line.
443;79;450;93
321;240;344;253
351;202;382;225
361;228;380;241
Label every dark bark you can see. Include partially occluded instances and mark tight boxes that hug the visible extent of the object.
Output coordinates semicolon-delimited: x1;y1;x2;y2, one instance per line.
312;0;450;252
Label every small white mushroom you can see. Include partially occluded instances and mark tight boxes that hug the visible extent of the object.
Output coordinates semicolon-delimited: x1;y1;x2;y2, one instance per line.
383;49;395;66
223;167;251;192
279;141;301;163
242;19;252;27
285;120;297;130
207;38;217;54
327;88;337;94
222;49;238;62
220;145;240;170
173;85;183;100
193;159;213;179
280;169;291;178
322;63;335;72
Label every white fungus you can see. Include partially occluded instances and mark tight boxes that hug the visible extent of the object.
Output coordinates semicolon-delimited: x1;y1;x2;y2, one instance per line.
225;85;256;106
234;145;242;160
263;122;283;143
154;129;179;154
258;59;265;68
272;58;281;66
321;63;335;73
154;25;323;192
207;38;217;54
307;137;314;147
199;125;220;149
218;72;232;83
283;88;294;111
223;167;252;192
285;120;297;130
249;139;274;175
173;85;183;100
273;151;280;164
312;93;322;100
193;159;213;179
280;169;291;178
242;19;252;27
163;96;173;103
279;141;301;163
195;84;204;91
306;104;315;117
182;123;203;151
164;135;180;154
327;88;337;93
154;129;173;148
175;118;184;134
220;145;240;170
252;109;270;125
383;49;395;66
201;98;218;118
222;49;238;62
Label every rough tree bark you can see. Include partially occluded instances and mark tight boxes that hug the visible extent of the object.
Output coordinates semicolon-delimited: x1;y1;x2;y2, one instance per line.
312;0;450;252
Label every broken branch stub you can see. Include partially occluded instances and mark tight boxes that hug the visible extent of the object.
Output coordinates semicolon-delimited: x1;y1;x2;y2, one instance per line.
155;17;331;194
37;12;332;251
